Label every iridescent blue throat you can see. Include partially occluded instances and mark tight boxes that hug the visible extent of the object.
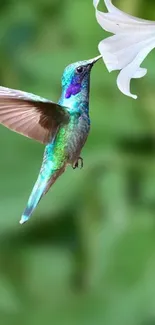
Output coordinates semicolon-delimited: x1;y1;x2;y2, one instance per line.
65;83;81;98
65;74;82;99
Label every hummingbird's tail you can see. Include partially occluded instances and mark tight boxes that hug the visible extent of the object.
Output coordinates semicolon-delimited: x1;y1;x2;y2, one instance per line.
20;165;65;224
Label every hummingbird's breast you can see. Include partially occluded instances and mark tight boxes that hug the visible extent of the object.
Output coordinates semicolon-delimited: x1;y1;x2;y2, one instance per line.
57;93;90;165
66;112;90;163
47;111;90;172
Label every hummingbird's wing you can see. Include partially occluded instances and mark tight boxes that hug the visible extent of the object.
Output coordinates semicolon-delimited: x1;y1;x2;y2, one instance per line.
0;86;69;144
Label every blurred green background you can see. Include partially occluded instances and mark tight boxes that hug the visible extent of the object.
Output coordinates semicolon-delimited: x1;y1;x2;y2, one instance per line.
1;0;155;324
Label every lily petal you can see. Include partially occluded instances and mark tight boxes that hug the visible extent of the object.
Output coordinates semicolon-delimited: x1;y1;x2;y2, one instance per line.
94;0;155;99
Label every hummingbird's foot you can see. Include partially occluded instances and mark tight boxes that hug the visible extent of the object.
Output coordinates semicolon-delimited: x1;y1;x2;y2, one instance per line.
72;157;83;170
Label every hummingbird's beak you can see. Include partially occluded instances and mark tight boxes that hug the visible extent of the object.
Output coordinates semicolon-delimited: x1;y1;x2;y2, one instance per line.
89;54;102;66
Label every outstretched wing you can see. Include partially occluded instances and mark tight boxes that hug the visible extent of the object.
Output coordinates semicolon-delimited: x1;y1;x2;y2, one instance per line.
0;86;69;144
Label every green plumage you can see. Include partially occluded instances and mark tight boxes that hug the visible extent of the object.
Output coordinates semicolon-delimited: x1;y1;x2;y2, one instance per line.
0;55;102;223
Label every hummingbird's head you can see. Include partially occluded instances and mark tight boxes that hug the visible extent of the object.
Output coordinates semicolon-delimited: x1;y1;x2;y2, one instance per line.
61;55;102;100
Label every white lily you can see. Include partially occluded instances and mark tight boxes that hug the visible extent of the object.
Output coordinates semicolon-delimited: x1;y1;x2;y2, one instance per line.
94;0;155;99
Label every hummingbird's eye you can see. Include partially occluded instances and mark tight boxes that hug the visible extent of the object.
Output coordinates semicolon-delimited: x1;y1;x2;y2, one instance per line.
76;66;84;74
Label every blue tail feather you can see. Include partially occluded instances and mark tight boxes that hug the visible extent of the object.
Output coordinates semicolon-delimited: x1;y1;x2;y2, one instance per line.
20;174;51;224
20;164;65;224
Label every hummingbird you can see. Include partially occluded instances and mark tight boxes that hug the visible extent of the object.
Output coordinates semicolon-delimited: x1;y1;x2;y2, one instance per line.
0;54;102;224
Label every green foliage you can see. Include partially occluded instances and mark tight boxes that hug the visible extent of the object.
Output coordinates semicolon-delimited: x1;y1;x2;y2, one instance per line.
0;0;155;324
